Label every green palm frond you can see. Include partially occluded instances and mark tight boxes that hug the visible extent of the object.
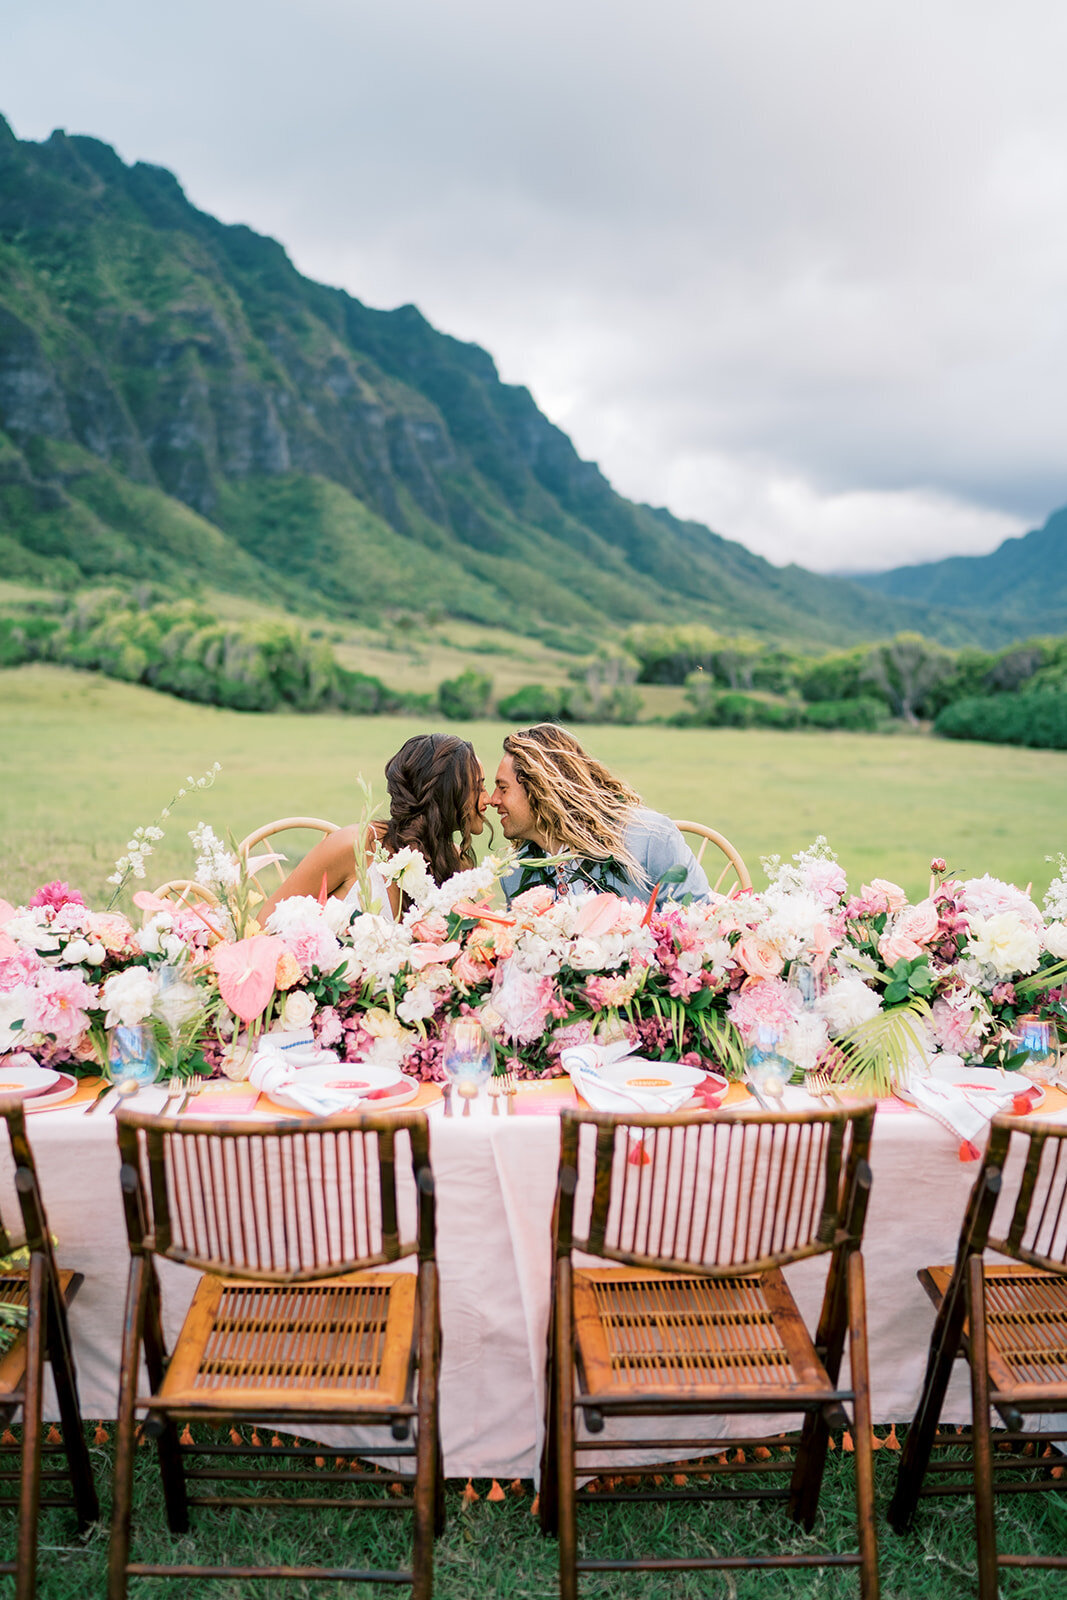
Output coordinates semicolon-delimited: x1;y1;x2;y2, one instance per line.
1017;959;1067;999
696;1012;748;1081
833;997;932;1099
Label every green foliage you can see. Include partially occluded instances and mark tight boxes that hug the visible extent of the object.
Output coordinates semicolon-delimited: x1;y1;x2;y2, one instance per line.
859;633;955;723
798;647;872;704
0;613;59;666
495;682;566;723
935;692;1067;749
801;697;885;731
676;683;802;729
437;669;492;720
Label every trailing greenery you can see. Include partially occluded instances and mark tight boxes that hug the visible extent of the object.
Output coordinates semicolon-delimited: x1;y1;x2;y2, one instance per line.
935;692;1067;749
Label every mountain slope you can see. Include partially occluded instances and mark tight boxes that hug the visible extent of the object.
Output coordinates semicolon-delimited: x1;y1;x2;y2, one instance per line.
0;114;1037;648
855;507;1067;635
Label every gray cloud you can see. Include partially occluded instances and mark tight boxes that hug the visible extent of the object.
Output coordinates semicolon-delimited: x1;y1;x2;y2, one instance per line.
5;0;1067;569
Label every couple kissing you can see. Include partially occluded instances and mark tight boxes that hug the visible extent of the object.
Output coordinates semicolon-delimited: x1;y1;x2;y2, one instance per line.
263;723;709;922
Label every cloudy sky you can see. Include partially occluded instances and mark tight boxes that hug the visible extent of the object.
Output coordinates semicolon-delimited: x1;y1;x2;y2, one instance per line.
5;0;1067;571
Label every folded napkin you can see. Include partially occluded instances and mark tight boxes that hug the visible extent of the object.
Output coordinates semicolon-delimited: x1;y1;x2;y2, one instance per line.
559;1044;693;1114
908;1072;1020;1158
248;1042;351;1116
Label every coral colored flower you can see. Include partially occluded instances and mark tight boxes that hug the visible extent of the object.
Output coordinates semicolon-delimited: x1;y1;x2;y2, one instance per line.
734;936;784;980
410;913;449;943
28;881;87;912
511;885;556;916
274;950;302;991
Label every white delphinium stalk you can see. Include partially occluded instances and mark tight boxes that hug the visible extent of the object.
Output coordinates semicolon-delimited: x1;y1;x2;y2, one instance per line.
1044;853;1067;924
106;762;222;904
189;822;241;893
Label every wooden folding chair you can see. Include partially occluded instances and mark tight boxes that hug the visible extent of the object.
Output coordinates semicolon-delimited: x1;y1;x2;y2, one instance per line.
889;1113;1067;1596
0;1102;99;1599
673;821;752;893
540;1103;878;1598
108;1106;442;1598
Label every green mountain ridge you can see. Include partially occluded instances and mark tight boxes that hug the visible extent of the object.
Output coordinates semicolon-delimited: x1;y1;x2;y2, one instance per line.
853;507;1067;634
0;113;1049;650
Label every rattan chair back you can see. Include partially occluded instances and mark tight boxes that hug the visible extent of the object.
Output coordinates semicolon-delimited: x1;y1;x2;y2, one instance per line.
149;879;220;909
557;1104;872;1277
116;1107;433;1280
236;817;340;889
672;821;752;893
983;1115;1067;1271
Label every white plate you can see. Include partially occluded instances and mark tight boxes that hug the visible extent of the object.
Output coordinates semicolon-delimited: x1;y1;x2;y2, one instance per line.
25;1072;79;1111
597;1058;726;1103
263;1060;420;1114
897;1064;1045;1110
0;1061;60;1099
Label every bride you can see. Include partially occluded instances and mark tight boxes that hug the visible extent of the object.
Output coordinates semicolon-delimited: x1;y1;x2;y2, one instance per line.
260;733;489;922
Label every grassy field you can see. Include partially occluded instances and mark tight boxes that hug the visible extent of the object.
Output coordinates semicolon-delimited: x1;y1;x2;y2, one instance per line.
19;1426;1067;1599
1;663;1063;908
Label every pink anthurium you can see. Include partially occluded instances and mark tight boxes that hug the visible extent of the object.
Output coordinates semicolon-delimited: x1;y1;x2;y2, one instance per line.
132;890;170;916
213;935;283;1022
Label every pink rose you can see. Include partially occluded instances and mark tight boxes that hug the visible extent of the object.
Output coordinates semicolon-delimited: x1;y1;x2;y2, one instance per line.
410;913;449;943
865;878;907;912
878;933;923;966
803;859;848;907
892;900;939;948
734;936;784;980
511;885;556;916
451;951;486;989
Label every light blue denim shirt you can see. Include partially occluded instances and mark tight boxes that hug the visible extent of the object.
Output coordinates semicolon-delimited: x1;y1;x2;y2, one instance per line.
500;807;711;907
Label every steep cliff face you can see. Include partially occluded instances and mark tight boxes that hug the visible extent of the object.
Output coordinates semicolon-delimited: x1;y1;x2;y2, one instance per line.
0;115;996;644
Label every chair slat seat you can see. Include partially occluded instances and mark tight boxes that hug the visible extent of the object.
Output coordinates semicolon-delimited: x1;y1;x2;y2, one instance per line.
922;1262;1067;1393
0;1268;78;1397
573;1268;834;1399
156;1273;416;1409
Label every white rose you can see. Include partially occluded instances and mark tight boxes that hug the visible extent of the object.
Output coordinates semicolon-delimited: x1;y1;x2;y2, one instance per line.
1044;921;1067;961
102;967;156;1028
281;990;317;1030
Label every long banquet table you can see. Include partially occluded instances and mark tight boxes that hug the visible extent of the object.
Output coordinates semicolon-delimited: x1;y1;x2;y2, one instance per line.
4;1074;1064;1480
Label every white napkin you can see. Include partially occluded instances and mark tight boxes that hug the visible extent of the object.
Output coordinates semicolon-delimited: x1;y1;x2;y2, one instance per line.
248;1043;351;1115
559;1043;693;1114
908;1075;1018;1148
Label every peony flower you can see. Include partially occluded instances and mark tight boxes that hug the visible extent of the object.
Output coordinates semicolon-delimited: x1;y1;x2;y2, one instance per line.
1044;922;1067;961
963;874;1043;931
28;881;86;912
727;976;797;1041
101;967;156;1029
31;967;98;1047
802;858;848;908
818;976;882;1036
967;912;1042;980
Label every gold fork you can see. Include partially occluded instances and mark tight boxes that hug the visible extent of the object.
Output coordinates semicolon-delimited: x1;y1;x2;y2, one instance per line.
805;1067;844;1106
503;1071;518;1114
161;1074;182;1111
488;1077;502;1116
176;1073;208;1115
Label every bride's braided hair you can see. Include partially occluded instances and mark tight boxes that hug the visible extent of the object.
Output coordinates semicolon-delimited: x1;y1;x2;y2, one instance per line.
502;724;646;885
382;733;484;885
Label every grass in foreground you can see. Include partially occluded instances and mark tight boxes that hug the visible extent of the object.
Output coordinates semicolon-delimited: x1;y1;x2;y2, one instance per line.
3;664;1066;908
12;1428;1067;1599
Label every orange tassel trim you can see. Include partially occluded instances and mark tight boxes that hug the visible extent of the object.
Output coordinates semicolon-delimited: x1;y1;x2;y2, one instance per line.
1;1429;15;1446
462;1478;479;1504
509;1478;525;1496
179;1425;193;1446
842;1431;854;1453
488;1479;506;1501
93;1424;109;1445
46;1425;61;1445
251;1430;261;1448
229;1428;243;1447
530;1493;540;1517
884;1424;900;1452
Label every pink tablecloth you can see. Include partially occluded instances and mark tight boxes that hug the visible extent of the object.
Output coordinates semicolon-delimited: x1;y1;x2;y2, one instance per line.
3;1081;1056;1478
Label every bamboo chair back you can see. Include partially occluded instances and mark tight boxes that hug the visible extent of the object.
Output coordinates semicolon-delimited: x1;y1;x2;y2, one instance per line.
556;1104;874;1278
150;879;220;909
116;1108;433;1283
0;1101;49;1262
236;817;340;889
979;1115;1067;1272
673;821;752;893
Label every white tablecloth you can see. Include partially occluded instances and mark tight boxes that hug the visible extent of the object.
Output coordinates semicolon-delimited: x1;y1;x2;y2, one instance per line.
0;1090;1034;1479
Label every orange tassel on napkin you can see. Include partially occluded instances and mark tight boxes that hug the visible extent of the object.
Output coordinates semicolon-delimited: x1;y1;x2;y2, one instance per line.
959;1140;981;1162
628;1138;651;1166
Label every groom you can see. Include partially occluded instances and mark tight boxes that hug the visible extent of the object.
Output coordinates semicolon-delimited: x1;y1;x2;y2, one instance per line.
490;723;710;906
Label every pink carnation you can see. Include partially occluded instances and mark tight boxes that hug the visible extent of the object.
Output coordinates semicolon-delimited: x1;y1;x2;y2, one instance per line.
315;1006;344;1048
28;881;86;912
0;946;44;992
803;859;848;907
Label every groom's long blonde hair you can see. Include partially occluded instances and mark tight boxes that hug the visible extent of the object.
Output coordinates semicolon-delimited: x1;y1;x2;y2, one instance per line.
502;724;645;883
